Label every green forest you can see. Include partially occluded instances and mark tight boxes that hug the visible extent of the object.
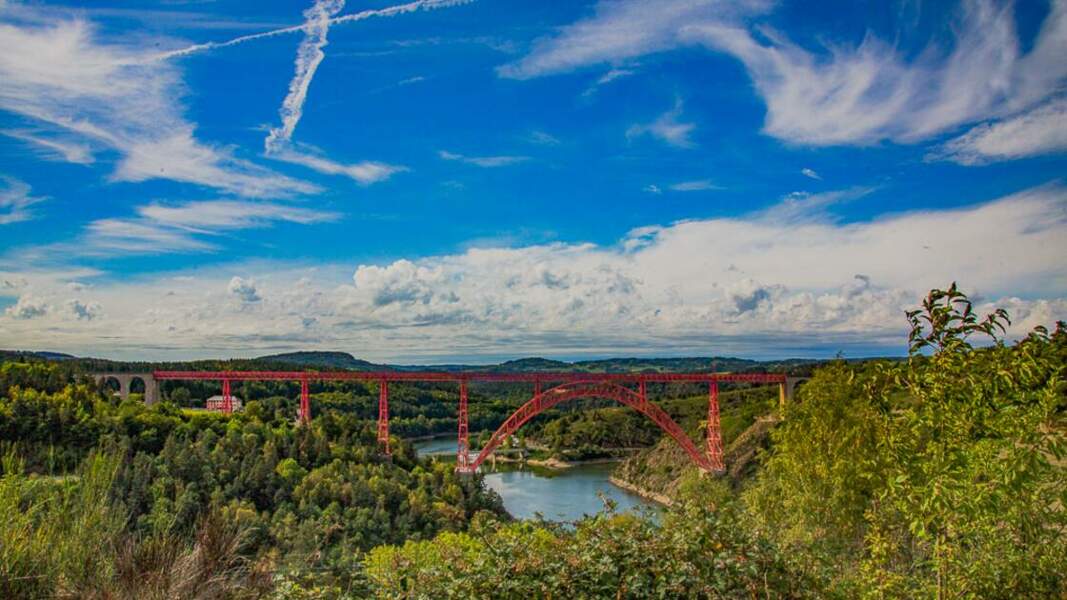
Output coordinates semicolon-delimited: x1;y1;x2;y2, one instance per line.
1;286;1064;598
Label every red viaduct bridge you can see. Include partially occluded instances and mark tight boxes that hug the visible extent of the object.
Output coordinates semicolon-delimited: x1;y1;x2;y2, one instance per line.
95;370;804;474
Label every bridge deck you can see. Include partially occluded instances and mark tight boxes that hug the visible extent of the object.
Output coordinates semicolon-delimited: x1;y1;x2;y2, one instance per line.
152;370;787;384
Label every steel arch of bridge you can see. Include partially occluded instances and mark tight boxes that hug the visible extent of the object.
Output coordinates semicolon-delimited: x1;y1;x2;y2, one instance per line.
466;380;716;473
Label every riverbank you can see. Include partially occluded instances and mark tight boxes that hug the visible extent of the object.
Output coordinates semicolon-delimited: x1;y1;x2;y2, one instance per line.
608;476;674;507
490;454;629;470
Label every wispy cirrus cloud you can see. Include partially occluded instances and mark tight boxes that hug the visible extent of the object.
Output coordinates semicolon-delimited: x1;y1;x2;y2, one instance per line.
497;0;771;79
0;176;46;225
1;129;93;164
0;7;314;197
931;97;1067;165
67;200;339;256
438;150;530;168
669;179;720;192
503;0;1067;151
626;98;696;148
270;145;407;185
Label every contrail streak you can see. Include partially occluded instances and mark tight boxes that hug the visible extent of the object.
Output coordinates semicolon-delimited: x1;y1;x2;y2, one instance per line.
151;0;473;62
265;0;345;153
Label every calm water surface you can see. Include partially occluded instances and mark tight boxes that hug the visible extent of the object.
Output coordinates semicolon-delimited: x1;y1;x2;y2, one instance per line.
413;437;656;522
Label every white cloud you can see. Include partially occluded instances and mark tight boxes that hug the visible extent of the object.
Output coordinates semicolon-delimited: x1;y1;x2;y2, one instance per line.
228;276;261;303
582;67;638;97
1;129;93;164
67;299;99;320
0;177;45;225
0;9;313;197
759;187;873;223
596;67;636;86
84;218;215;254
497;0;771;79
74;200;339;256
3;184;1064;360
269;146;407;185
503;0;1067;147
626;99;696;148
114;131;318;197
669;179;720;192
137;200;338;230
932;97;1067;165
5;295;48;319
438;150;530;168
801;168;821;180
526;130;561;145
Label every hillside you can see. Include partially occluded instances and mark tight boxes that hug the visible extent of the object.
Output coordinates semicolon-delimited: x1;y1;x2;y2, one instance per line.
0;349;830;375
254;350;386;371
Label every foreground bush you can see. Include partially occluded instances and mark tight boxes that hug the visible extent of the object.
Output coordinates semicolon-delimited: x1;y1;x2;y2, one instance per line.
0;450;271;599
364;481;816;599
746;285;1067;597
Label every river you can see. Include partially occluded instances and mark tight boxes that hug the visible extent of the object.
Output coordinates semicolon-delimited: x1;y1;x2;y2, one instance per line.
412;437;657;521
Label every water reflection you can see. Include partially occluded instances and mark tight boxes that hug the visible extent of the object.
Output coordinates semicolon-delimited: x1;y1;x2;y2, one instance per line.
413;437;656;522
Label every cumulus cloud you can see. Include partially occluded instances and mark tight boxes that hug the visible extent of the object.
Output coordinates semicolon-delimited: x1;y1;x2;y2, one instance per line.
438;150;530;168
626;98;696;148
0;177;45;225
67;299;99;320
503;0;1067;148
5;295;47;319
228;276;261;303
2;184;1063;360
932;98;1067;164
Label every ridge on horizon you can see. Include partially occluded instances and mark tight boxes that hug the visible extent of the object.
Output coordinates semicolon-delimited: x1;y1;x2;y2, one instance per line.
0;348;855;374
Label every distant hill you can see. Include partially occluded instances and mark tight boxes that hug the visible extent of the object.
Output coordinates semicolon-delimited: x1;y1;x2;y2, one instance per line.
254;351;387;371
0;348;830;376
0;350;78;361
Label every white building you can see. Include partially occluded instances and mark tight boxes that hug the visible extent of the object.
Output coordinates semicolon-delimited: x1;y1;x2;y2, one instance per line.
204;395;243;412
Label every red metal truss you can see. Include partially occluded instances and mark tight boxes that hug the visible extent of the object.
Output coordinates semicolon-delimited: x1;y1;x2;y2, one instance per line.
464;381;719;474
153;370;786;385
153;369;787;472
299;377;310;425
222;378;232;415
706;381;723;472
377;380;390;455
457;380;470;472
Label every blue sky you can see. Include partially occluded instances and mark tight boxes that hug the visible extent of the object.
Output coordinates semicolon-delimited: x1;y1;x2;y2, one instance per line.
0;0;1064;362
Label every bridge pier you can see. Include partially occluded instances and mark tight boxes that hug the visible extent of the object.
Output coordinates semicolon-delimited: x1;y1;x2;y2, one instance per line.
779;377;808;409
299;377;310;424
706;381;724;472
456;380;472;473
377;380;390;456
